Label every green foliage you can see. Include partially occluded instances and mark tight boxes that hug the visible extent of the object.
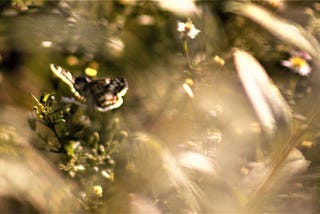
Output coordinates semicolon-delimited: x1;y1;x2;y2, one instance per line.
29;91;127;210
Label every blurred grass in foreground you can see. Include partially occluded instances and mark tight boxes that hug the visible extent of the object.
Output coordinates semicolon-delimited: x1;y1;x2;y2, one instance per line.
0;0;320;213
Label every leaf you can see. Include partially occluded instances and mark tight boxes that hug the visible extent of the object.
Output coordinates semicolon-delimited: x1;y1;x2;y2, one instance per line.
224;1;320;59
233;49;292;140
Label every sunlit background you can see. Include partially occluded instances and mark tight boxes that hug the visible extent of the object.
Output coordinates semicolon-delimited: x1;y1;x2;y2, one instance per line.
1;0;320;213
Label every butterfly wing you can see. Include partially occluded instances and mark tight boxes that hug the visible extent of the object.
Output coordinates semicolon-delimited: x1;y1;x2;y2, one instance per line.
50;64;85;101
88;77;128;111
50;64;128;111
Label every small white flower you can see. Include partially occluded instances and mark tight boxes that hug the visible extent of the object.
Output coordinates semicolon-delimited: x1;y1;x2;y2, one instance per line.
281;51;312;76
177;21;186;32
177;19;200;39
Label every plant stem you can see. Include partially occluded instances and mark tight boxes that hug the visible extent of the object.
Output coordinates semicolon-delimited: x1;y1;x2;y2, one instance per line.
183;39;193;70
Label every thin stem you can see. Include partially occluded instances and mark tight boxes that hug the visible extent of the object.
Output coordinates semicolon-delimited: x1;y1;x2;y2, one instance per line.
47;122;65;152
183;39;193;70
246;109;315;209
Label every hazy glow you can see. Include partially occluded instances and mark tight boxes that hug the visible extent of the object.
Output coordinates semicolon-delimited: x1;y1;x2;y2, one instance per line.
41;40;52;48
159;0;200;16
179;152;216;175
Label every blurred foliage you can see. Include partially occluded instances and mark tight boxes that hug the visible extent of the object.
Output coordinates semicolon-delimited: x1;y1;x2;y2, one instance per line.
1;0;320;213
0;114;81;213
29;91;127;211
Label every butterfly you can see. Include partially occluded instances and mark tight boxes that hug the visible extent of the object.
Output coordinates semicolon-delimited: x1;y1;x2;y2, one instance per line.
50;64;128;112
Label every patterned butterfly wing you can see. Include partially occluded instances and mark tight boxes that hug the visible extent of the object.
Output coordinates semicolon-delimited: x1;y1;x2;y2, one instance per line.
50;64;128;111
87;77;128;111
50;64;85;101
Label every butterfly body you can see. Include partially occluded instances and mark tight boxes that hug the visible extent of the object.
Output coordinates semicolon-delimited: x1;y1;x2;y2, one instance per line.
50;64;128;112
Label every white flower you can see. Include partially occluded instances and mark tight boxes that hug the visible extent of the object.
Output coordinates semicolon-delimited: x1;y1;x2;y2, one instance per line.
281;51;312;76
177;19;200;39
